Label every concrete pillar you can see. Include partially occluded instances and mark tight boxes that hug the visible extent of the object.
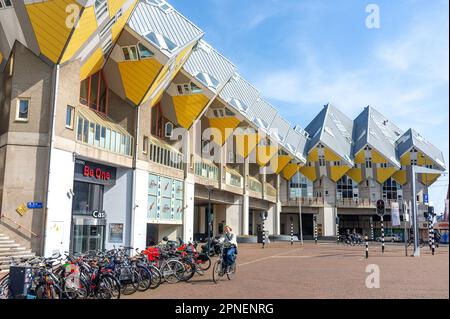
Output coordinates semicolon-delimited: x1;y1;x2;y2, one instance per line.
274;174;282;235
183;178;195;242
131;169;150;250
318;206;337;236
225;200;241;235
199;206;206;234
242;194;250;235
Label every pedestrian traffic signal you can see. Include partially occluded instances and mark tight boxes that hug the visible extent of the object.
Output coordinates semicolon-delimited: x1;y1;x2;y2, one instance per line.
376;199;385;216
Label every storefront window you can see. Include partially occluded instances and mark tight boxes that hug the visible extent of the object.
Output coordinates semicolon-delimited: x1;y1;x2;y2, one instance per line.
72;181;104;216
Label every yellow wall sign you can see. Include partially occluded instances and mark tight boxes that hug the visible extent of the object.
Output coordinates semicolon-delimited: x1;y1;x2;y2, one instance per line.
16;203;28;216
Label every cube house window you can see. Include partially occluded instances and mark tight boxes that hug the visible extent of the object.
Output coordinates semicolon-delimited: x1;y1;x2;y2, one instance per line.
66;105;75;128
17;99;29;120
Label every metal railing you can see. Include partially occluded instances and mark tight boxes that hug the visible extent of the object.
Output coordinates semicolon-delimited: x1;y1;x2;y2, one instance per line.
248;176;262;193
283;197;325;206
0;214;39;237
149;139;183;170
225;168;243;188
194;160;219;181
264;182;277;198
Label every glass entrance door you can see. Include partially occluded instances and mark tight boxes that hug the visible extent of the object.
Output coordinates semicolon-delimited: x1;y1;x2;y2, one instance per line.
72;225;105;254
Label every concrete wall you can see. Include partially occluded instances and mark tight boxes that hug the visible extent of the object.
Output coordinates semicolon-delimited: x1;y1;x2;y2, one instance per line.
132;168;149;249
43;148;74;256
103;167;133;250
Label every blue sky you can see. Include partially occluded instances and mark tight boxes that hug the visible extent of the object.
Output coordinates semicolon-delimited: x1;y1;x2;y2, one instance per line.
172;0;449;212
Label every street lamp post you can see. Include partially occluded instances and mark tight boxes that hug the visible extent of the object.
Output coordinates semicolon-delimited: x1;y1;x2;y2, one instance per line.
297;183;304;245
206;184;213;256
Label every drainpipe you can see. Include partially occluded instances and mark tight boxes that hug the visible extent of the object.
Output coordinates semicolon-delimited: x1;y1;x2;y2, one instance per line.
41;64;60;256
130;105;140;250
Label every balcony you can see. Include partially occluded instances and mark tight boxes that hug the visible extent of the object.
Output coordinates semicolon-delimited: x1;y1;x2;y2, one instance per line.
282;197;325;207
247;176;263;199
76;106;133;157
224;167;243;190
148;136;183;170
264;182;277;199
194;158;220;188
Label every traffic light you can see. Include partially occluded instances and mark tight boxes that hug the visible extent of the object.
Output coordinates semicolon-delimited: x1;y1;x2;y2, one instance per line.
376;199;385;216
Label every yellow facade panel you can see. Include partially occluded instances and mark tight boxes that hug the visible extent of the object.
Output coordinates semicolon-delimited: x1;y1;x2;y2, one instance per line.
256;146;278;167
324;147;341;162
208;117;240;145
376;167;397;184
108;0;127;19
354;150;365;164
172;94;210;129
421;174;440;186
111;1;137;42
371;149;387;164
270;155;292;174
235;133;261;159
299;166;317;182
60;6;98;64
346;168;363;183
26;0;79;63
282;163;299;181
400;152;411;166
392;170;407;185
118;58;162;105
329;166;350;182
308;148;319;162
79;47;104;80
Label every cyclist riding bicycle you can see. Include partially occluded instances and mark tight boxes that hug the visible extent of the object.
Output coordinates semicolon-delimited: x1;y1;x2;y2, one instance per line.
218;225;237;273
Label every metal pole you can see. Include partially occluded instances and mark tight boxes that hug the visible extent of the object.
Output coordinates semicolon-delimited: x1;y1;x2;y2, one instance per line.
403;201;408;257
431;225;435;256
290;217;294;246
313;215;318;244
381;215;385;254
365;235;369;259
370;217;374;241
262;216;265;249
428;219;432;250
411;165;420;257
298;188;304;245
206;188;212;256
336;215;339;245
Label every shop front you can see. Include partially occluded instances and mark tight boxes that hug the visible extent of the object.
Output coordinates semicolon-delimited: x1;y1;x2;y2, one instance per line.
71;158;132;254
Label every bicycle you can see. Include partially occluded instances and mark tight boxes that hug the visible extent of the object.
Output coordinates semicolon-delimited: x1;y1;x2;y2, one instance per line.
212;243;236;284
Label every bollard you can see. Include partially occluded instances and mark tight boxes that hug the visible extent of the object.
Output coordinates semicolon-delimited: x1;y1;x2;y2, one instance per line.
365;236;369;259
370;218;374;241
431;227;435;256
428;220;432;250
290;221;294;246
381;215;385;254
262;218;265;249
313;215;318;244
336;223;339;245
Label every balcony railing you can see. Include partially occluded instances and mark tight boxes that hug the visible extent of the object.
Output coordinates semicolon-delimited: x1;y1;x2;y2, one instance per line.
225;167;243;188
76;107;133;157
149;137;183;170
283;197;325;206
264;182;277;198
194;159;219;181
248;176;262;193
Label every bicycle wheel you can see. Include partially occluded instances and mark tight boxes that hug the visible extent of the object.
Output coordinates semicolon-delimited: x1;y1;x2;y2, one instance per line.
0;275;10;299
161;260;184;284
180;259;196;282
62;276;88;299
148;265;162;289
226;263;236;281
98;274;121;299
137;266;152;292
197;254;211;271
35;284;61;299
120;268;140;295
212;260;225;284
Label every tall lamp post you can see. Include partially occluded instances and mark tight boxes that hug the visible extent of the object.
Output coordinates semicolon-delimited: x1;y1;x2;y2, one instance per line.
297;179;304;245
205;182;214;256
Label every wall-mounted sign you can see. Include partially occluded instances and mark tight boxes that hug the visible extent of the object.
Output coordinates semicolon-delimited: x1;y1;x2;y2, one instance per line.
27;202;43;209
109;223;124;243
92;210;106;219
74;159;116;186
16;203;28;216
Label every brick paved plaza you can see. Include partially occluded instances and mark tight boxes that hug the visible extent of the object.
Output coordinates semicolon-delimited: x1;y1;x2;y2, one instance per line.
125;242;449;299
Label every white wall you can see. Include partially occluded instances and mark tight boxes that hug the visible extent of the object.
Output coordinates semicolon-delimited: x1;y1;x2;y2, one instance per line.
131;169;148;250
44;148;74;257
226;201;241;235
103;167;132;250
183;179;195;242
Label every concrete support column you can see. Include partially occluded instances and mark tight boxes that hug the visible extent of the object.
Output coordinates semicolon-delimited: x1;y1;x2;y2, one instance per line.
183;177;195;242
274;174;282;235
131;169;148;250
242;194;250;235
318;206;337;237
